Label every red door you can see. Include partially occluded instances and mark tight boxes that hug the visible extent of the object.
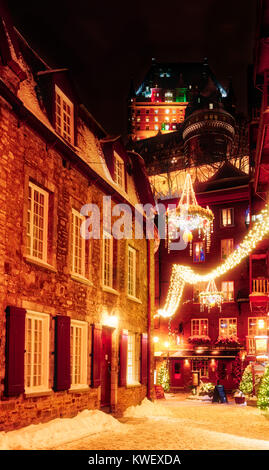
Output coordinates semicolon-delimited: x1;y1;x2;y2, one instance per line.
101;327;112;407
171;359;184;387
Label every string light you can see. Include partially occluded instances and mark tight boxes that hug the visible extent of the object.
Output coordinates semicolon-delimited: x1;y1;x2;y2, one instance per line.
157;205;269;318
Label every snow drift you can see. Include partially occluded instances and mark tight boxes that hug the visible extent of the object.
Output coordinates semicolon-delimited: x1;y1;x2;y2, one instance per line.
123;398;174;418
0;409;123;450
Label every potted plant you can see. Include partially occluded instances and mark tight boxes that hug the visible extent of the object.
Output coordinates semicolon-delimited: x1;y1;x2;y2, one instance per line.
234;390;246;404
215;335;241;348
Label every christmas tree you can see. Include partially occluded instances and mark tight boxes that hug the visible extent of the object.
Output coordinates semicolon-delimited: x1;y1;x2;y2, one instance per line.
257;366;269;410
239;365;253;395
157;361;170;392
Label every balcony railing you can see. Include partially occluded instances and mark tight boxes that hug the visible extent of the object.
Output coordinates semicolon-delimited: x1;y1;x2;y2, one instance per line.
252;278;269;294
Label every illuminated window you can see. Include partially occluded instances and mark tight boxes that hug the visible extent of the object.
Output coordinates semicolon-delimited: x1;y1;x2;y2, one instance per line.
127;333;140;384
146;117;149;122
71;209;86;277
25;311;49;393
155;117;158;122
193;242;205;263
221;208;234;226
103;232;113;288
114;153;125;189
137;117;141;122
219;318;237;336
172;109;176;114
154;109;159;114
70;320;88;388
27;182;49;262
154;125;159;130
221;281;234;301
128;246;136;298
191;359;208;377
221;239;234;260
165;124;170;130
165;116;170;122
55;85;74;144
248;317;269;336
165;109;170;114
191;319;208;336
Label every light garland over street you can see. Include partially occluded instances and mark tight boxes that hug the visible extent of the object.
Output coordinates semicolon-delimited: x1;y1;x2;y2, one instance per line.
157;205;269;318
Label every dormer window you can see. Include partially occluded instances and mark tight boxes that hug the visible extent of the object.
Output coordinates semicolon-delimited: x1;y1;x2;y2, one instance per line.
114;152;125;189
55;85;74;144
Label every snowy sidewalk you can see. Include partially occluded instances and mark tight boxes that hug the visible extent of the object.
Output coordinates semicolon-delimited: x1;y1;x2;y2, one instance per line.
1;396;269;450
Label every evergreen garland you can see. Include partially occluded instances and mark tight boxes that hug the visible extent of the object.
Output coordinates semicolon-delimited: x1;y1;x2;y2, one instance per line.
258;366;269;410
157;361;170;392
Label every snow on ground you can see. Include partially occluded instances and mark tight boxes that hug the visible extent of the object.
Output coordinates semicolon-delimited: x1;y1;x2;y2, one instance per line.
0;409;123;450
123;398;174;418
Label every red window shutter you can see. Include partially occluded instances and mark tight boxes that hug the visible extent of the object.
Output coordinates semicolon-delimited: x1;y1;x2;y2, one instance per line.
54;315;71;391
92;324;101;388
5;306;26;397
119;330;128;387
141;333;148;385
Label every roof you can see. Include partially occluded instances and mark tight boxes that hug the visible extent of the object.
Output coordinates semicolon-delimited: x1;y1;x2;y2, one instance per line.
134;59;227;100
196;161;250;192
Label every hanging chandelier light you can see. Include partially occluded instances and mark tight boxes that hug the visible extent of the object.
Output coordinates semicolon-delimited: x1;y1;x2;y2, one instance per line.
199;280;224;312
166;173;214;253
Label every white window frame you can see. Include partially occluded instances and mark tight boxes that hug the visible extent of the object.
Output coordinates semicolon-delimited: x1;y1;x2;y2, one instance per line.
191;359;209;377
55;85;74;145
221;208;234;227
219;318;237;337
102;231;113;288
127;246;136;298
248;317;269;337
221;239;234;260
221;281;234;301
191;319;208;336
27;182;49;262
25;311;50;394
71;209;86;278
70;319;88;389
127;332;140;385
114;152;125;189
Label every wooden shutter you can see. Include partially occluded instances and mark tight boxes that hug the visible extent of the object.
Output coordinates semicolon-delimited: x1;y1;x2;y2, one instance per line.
54;315;71;391
91;324;101;388
141;333;148;385
119;330;128;387
5;306;26;397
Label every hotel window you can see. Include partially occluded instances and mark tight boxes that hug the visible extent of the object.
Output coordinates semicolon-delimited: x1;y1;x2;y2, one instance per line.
165;109;170;114
154;117;158;122
25;311;50;393
154;125;159;130
191;360;209;378
103;232;113;288
193;242;205;263
165;116;170;122
55;85;74;144
127;332;140;384
221;281;234;301
128;246;136;298
219;318;237;336
114;153;125;189
191;319;208;336
154;109;159;114
221;208;234;227
70;320;88;388
27;182;49;262
209;103;214;109
146;117;149;122
172;109;176;114
71;209;86;277
248;317;269;337
136;117;141;122
221;239;234;260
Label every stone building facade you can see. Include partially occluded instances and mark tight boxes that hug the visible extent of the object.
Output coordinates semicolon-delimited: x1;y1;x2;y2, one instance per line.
0;9;155;431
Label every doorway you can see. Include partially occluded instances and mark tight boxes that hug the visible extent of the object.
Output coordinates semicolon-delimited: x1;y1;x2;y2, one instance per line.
171;359;184;387
101;326;112;408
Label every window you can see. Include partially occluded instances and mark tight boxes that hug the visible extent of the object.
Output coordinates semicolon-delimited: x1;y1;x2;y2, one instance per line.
248;317;269;337
191;319;208;336
165;109;170;114
193;242;205;263
128;246;136;298
127;332;140;384
219;318;237;336
145;117;149;122
114;153;125;189
221;281;234;301
27;182;49;262
209;103;214;109
154;109;159;114
191;359;208;377
103;232;113;288
221;239;234;260
71;209;85;277
193;282;207;302
25;311;50;393
70;320;88;387
55;85;74;144
154;117;158;122
221;208;234;227
154;125;159;130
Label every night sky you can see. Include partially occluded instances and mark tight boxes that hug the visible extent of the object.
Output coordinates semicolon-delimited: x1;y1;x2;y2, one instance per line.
8;0;257;136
